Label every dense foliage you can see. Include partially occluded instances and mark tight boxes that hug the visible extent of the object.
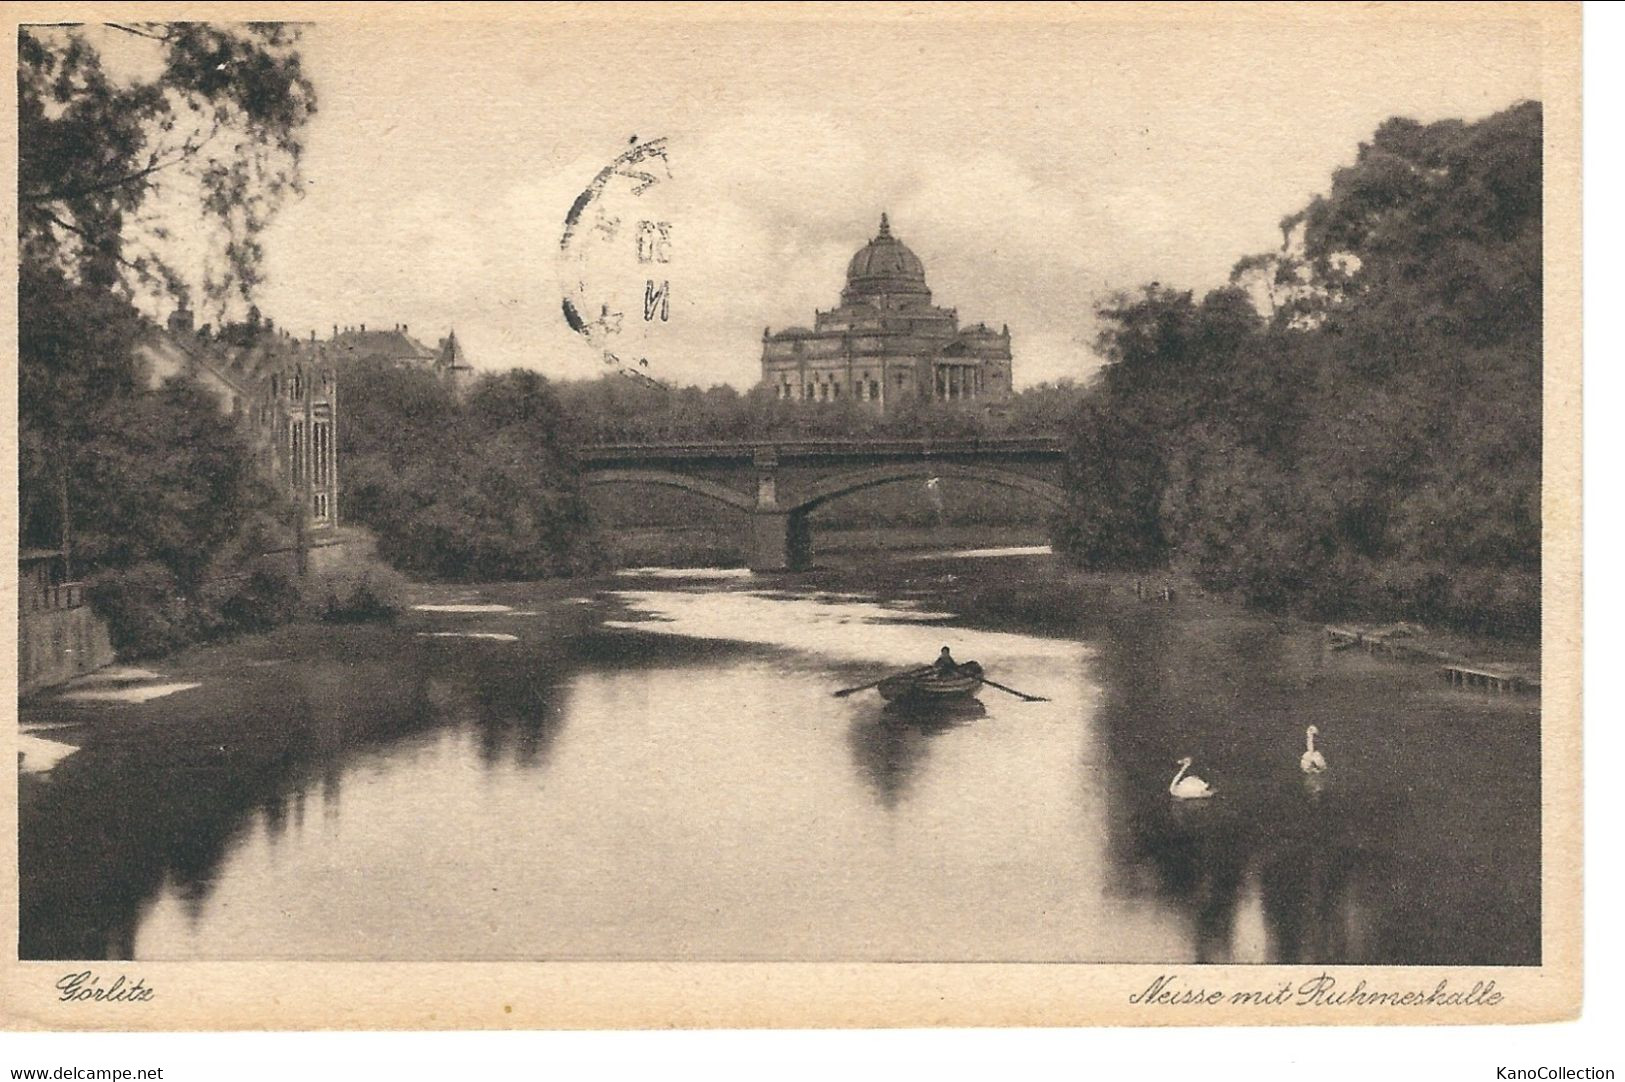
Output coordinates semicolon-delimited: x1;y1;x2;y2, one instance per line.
339;361;600;580
18;24;323;657
19;22;314;305
551;376;1085;444
1055;102;1542;636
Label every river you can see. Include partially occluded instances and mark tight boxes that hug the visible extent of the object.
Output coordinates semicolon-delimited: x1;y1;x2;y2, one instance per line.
17;550;1540;964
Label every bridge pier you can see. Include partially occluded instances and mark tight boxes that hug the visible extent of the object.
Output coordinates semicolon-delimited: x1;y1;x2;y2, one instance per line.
750;510;812;572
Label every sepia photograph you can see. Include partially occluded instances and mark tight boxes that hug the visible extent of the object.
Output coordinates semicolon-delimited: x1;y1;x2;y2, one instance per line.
3;2;1581;1031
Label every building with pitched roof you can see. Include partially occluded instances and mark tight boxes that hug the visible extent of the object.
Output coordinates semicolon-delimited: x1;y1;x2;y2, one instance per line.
330;322;475;392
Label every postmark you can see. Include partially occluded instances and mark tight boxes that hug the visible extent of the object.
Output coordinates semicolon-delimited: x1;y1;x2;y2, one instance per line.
559;135;675;386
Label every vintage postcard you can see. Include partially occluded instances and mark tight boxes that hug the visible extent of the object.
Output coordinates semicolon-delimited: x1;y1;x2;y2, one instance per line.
1;2;1581;1029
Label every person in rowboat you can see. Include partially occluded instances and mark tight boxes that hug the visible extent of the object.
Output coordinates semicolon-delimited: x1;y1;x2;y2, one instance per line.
934;646;959;675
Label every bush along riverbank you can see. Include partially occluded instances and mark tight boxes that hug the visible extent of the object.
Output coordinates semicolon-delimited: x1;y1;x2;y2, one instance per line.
86;535;408;663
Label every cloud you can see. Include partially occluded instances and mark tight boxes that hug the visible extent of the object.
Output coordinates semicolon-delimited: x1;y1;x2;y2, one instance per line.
249;21;1539;394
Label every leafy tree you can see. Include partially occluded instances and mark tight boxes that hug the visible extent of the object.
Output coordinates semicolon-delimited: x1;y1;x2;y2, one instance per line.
19;22;315;306
72;377;284;586
341;364;599;581
17;264;144;552
1051;401;1166;569
548;371;1086;445
1056;102;1542;636
336;357;458;465
18;22;318;651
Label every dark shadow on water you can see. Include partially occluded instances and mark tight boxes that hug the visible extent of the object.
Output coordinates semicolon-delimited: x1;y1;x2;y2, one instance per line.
19;623;577;959
847;699;986;809
1120;774;1402;964
1086;603;1538;966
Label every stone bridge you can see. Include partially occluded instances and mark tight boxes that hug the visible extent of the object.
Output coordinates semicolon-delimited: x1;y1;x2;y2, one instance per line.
578;437;1067;571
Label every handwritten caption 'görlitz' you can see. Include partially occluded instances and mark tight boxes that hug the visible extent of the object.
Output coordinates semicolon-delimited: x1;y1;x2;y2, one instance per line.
1131;973;1504;1009
56;970;154;1003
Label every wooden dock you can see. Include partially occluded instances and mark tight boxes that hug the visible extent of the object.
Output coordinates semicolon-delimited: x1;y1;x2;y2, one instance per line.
1440;664;1537;694
1328;625;1538;695
1325;624;1424;658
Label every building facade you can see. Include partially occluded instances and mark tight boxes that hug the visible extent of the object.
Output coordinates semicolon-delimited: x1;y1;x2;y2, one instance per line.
137;310;341;534
761;214;1013;411
136;315;475;534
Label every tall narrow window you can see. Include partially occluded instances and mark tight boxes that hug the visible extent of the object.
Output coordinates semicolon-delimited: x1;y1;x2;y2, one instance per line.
313;421;332;486
290;421;305;487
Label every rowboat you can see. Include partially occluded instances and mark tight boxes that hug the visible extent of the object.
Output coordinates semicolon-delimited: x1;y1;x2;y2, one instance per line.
877;661;984;705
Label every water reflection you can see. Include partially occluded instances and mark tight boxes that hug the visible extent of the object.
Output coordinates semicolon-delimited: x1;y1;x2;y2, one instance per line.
19;626;574;959
1117;775;1400;964
847;701;986;809
19;559;1540;964
1087;601;1531;966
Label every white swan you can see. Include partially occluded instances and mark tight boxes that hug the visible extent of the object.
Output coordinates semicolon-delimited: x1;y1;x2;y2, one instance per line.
1300;725;1327;774
1169;756;1216;799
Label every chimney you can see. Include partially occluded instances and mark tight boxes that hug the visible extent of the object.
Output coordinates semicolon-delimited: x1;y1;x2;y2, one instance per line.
168;307;194;335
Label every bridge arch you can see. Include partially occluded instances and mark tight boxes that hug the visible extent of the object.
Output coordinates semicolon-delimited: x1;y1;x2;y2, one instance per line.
787;461;1067;514
583;468;757;513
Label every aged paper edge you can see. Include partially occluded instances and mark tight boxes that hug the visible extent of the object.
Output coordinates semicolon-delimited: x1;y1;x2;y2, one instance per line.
0;0;1583;1030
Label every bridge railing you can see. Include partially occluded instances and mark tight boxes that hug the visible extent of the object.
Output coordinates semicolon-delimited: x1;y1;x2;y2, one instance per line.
575;436;1066;461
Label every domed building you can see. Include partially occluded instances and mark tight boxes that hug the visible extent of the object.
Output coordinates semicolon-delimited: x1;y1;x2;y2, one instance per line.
761;214;1013;411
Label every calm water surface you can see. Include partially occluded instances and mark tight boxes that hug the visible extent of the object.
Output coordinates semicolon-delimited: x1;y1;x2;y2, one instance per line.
18;551;1539;963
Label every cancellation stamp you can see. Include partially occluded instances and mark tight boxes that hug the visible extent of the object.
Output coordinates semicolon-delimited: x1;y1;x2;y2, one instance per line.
559;135;675;385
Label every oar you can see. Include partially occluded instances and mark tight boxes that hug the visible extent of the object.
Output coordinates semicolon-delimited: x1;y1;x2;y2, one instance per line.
833;666;932;698
977;676;1049;702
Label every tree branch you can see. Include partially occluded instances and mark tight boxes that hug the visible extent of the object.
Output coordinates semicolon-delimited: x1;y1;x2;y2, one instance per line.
21;121;221;205
39;207;166;282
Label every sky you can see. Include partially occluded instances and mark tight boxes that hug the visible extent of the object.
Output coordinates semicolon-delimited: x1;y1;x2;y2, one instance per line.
236;13;1544;389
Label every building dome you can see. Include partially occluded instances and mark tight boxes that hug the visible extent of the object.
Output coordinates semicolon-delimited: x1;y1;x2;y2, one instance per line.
842;214;931;305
